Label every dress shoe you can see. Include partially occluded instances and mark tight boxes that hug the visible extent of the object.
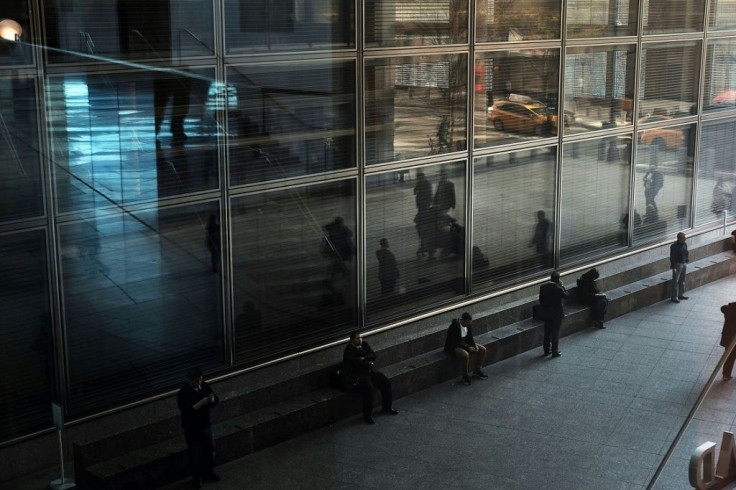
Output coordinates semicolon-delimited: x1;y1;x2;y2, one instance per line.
473;369;489;380
383;408;399;415
678;296;689;300
542;351;551;357
552;351;561;358
671;299;680;303
462;375;471;385
364;416;375;424
203;473;221;482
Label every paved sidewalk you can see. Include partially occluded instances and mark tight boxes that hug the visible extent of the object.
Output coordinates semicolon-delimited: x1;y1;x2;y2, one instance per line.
166;275;736;489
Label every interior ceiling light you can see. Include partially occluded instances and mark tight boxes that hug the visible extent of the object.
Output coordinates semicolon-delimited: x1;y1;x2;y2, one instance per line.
0;19;23;41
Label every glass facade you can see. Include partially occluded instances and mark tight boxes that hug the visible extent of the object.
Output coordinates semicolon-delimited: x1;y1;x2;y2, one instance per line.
2;0;736;445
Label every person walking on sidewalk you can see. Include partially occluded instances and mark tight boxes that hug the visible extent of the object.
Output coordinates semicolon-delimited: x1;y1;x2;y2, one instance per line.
539;271;570;358
670;232;689;303
720;302;736;380
444;312;488;385
343;330;398;424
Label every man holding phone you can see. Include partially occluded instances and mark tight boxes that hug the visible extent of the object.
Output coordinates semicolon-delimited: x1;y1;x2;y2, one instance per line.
177;367;220;488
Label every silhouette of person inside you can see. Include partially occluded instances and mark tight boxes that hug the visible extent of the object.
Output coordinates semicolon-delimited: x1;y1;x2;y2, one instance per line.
437;115;450;150
433;170;456;213
323;217;355;279
711;177;733;215
205;214;220;273
643;163;664;209
529;210;552;266
154;74;192;145
413;172;432;211
376;238;399;295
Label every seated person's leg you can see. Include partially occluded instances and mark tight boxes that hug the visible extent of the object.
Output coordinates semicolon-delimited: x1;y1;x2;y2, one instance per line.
453;347;470;376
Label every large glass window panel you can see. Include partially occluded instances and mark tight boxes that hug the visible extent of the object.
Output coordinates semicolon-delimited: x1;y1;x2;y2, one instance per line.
477;0;561;42
0;0;33;66
564;45;636;135
365;54;467;165
695;118;736;226
710;0;736;30
703;39;736;113
62;202;224;414
639;41;701;121
231;180;357;364
0;230;53;442
567;0;639;38
227;61;356;185
475;49;560;149
633;122;695;244
643;0;704;34
366;0;468;48
44;0;215;63
560;137;631;263
473;149;556;287
224;0;354;53
0;75;43;221
48;69;218;213
366;162;465;322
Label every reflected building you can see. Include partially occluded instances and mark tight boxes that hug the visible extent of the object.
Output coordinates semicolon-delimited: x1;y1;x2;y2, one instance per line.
2;0;736;472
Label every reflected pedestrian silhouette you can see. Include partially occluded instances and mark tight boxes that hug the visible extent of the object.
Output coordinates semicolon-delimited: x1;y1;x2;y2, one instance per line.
413;172;432;211
529;210;552;267
322;217;355;280
376;238;399;295
433;170;456;213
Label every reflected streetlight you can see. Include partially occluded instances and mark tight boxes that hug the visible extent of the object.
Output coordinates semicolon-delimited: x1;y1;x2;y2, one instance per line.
0;18;23;41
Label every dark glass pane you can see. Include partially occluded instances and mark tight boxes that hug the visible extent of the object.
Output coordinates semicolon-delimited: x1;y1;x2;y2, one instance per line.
224;0;354;53
567;0;639;37
48;69;218;213
695;118;736;226
633;122;695;244
560;137;631;263
232;180;358;364
475;49;560;149
62;203;224;414
703;39;736;113
0;75;43;221
44;0;215;63
473;149;556;288
0;0;33;66
0;230;53;441
227;61;356;185
477;0;561;42
639;41;701;121
365;54;467;164
643;0;704;34
366;0;468;47
366;162;465;322
564;45;636;135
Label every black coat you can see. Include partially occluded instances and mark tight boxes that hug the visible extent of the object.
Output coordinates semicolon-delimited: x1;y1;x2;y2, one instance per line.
443;319;477;355
576;271;601;305
539;281;569;320
177;381;219;434
343;341;377;379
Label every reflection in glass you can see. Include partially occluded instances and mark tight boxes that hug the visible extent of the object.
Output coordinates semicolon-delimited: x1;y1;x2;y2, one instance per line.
0;1;32;66
564;45;636;135
633;122;695;244
366;0;468;47
0;230;53;440
475;49;560;149
643;0;704;34
48;69;218;213
44;0;215;62
473;149;556;287
366;163;465;322
231;181;357;364
567;0;638;37
62;203;224;414
639;41;701;121
365;54;467;164
710;0;736;30
695;119;736;226
477;0;561;42
227;61;356;185
224;0;354;53
560;137;630;263
703;39;736;113
0;76;43;221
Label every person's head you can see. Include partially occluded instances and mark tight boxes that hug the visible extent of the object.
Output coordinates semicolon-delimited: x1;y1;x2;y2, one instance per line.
380;238;389;248
439;169;448;180
187;367;203;389
677;232;687;243
334;216;344;225
537;210;546;221
349;330;363;346
550;271;561;283
417;172;425;180
589;268;600;280
460;312;472;326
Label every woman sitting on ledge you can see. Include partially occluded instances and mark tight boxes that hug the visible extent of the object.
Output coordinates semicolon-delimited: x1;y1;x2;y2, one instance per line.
577;268;609;329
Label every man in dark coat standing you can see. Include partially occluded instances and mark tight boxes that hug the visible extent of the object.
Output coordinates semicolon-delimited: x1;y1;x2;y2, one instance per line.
343;331;398;424
177;367;220;488
443;312;488;385
670;232;689;303
720;302;736;380
539;271;570;358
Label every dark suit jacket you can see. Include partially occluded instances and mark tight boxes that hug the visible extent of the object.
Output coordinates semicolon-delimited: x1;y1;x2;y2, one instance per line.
177;381;219;434
443;319;477;354
539;281;569;320
721;302;736;348
343;341;377;379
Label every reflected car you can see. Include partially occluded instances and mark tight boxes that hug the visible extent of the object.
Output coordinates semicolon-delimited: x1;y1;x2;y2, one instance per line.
488;100;558;136
638;116;685;149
